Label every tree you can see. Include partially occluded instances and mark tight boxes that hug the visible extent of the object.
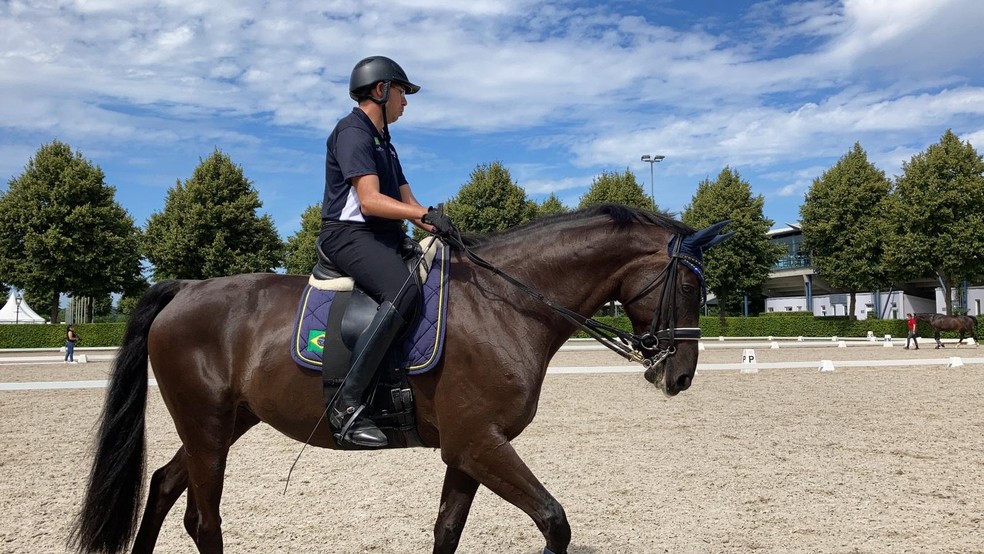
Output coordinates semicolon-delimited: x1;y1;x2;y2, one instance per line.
883;130;984;314
681;167;781;327
144;149;284;280
578;168;656;211
445;161;538;233
284;204;321;275
537;193;569;217
800;143;892;319
0;140;143;323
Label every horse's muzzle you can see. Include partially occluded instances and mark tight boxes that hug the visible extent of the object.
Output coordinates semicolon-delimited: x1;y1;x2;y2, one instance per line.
644;361;693;396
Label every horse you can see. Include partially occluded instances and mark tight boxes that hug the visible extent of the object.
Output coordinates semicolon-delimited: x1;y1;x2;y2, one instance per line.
69;204;731;554
915;313;980;349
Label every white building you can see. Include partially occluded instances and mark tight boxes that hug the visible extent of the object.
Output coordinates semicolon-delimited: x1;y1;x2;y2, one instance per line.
762;224;976;319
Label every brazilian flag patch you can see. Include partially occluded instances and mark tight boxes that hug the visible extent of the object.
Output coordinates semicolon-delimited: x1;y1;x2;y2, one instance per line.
307;330;326;354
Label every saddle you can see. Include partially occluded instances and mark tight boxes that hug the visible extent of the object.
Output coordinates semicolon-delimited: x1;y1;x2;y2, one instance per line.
295;237;448;450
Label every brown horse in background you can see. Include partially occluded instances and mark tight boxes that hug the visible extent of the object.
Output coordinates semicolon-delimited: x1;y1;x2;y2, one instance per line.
915;313;980;349
69;204;730;554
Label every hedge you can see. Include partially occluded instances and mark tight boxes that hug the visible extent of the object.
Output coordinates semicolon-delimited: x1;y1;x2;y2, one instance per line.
0;323;126;349
1;315;980;349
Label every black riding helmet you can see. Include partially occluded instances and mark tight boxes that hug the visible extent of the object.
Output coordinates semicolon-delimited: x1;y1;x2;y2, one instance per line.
349;56;421;102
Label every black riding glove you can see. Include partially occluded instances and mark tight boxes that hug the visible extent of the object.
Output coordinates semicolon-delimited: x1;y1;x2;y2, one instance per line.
421;206;456;238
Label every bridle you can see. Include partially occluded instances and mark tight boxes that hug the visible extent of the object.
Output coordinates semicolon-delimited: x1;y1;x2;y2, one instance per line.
617;234;706;368
437;228;707;370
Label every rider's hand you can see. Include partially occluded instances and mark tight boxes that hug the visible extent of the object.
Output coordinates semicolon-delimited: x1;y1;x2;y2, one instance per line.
421;205;456;238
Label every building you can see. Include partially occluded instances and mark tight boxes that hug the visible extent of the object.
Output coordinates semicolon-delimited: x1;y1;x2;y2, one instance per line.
762;225;979;319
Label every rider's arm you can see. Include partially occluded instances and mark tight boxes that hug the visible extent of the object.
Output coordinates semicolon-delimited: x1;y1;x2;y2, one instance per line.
352;174;428;221
399;184;433;232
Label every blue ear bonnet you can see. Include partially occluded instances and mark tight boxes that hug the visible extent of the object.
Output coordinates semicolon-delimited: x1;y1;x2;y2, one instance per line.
668;220;733;304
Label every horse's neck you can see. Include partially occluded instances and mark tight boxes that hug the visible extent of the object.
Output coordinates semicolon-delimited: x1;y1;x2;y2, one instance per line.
473;228;644;314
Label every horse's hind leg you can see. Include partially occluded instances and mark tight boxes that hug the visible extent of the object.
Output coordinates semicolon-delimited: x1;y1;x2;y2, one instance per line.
132;409;260;553
442;439;570;554
131;447;188;553
936;331;944;349
432;466;481;554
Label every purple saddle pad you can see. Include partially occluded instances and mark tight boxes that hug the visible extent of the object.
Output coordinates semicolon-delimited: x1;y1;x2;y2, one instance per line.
291;244;449;375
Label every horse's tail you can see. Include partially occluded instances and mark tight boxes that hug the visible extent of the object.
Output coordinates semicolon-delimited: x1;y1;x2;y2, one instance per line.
68;280;183;554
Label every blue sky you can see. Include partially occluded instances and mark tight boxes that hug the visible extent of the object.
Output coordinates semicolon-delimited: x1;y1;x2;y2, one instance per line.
2;0;983;237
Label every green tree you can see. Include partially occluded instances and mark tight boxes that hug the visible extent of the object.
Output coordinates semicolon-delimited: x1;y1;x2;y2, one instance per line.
446;161;538;233
537;193;569;217
800;143;891;320
116;278;150;318
144;149;284;280
0;140;143;323
681;167;781;327
284;204;321;275
578;168;656;211
883;130;984;314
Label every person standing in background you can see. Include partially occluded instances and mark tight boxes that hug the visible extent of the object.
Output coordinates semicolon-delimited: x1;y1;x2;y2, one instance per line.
65;325;79;363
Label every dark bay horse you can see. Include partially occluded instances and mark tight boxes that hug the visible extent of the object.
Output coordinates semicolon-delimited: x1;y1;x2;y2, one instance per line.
915;313;979;349
70;204;729;554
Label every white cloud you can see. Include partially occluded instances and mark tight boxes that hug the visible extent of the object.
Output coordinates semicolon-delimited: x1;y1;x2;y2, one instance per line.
2;0;983;225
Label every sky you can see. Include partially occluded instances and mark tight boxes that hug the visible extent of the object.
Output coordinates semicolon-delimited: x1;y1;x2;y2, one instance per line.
2;0;984;238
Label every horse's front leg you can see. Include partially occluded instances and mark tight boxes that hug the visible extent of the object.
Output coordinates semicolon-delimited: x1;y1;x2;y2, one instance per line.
936;331;944;349
441;434;570;554
433;466;480;554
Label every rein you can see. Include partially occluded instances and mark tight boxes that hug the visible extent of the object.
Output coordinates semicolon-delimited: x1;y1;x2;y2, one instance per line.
438;228;702;369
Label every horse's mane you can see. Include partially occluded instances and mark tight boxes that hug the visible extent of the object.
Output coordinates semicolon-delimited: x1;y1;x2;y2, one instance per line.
453;203;693;249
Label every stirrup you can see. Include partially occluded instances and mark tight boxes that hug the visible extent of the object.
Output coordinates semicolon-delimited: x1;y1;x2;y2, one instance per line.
331;405;387;447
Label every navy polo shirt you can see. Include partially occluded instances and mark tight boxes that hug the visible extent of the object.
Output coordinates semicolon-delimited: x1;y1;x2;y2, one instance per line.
323;108;408;226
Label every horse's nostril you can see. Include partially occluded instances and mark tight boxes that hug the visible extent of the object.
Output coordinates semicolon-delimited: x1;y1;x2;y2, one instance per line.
676;374;692;391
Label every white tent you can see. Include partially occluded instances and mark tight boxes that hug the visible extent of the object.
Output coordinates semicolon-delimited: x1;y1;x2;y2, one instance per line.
0;294;47;324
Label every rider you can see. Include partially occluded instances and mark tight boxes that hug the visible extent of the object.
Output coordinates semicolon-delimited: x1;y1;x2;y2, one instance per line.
320;55;453;447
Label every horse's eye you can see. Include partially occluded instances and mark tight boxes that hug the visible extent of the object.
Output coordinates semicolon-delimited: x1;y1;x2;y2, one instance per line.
681;283;696;295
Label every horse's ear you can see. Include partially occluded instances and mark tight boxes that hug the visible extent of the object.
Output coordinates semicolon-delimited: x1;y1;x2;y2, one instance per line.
684;220;732;251
704;231;734;250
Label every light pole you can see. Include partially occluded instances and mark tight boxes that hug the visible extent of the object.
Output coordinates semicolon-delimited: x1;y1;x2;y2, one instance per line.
14;293;21;325
640;154;665;206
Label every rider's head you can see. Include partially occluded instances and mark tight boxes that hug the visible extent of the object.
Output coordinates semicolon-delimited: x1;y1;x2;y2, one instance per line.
349;56;420;105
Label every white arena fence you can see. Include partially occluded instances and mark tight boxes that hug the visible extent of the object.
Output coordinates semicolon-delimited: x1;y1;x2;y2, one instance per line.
0;338;980;391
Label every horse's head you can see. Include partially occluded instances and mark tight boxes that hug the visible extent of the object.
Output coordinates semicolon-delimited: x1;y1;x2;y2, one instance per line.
619;220;732;396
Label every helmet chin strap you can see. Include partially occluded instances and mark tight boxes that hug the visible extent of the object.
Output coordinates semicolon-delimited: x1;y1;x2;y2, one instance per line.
372;81;393;143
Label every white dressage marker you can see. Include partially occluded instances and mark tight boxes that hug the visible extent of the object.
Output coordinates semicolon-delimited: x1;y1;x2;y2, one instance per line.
883;335;894;347
948;357;964;368
819;359;835;372
740;349;758;373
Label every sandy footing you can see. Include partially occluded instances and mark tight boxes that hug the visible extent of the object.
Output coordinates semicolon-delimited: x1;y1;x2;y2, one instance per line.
1;345;982;553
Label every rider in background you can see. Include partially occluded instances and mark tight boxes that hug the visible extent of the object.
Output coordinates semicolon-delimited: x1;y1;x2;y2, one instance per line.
319;56;453;447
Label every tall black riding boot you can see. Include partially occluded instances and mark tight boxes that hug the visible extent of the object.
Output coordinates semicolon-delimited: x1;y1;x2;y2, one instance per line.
329;301;406;448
